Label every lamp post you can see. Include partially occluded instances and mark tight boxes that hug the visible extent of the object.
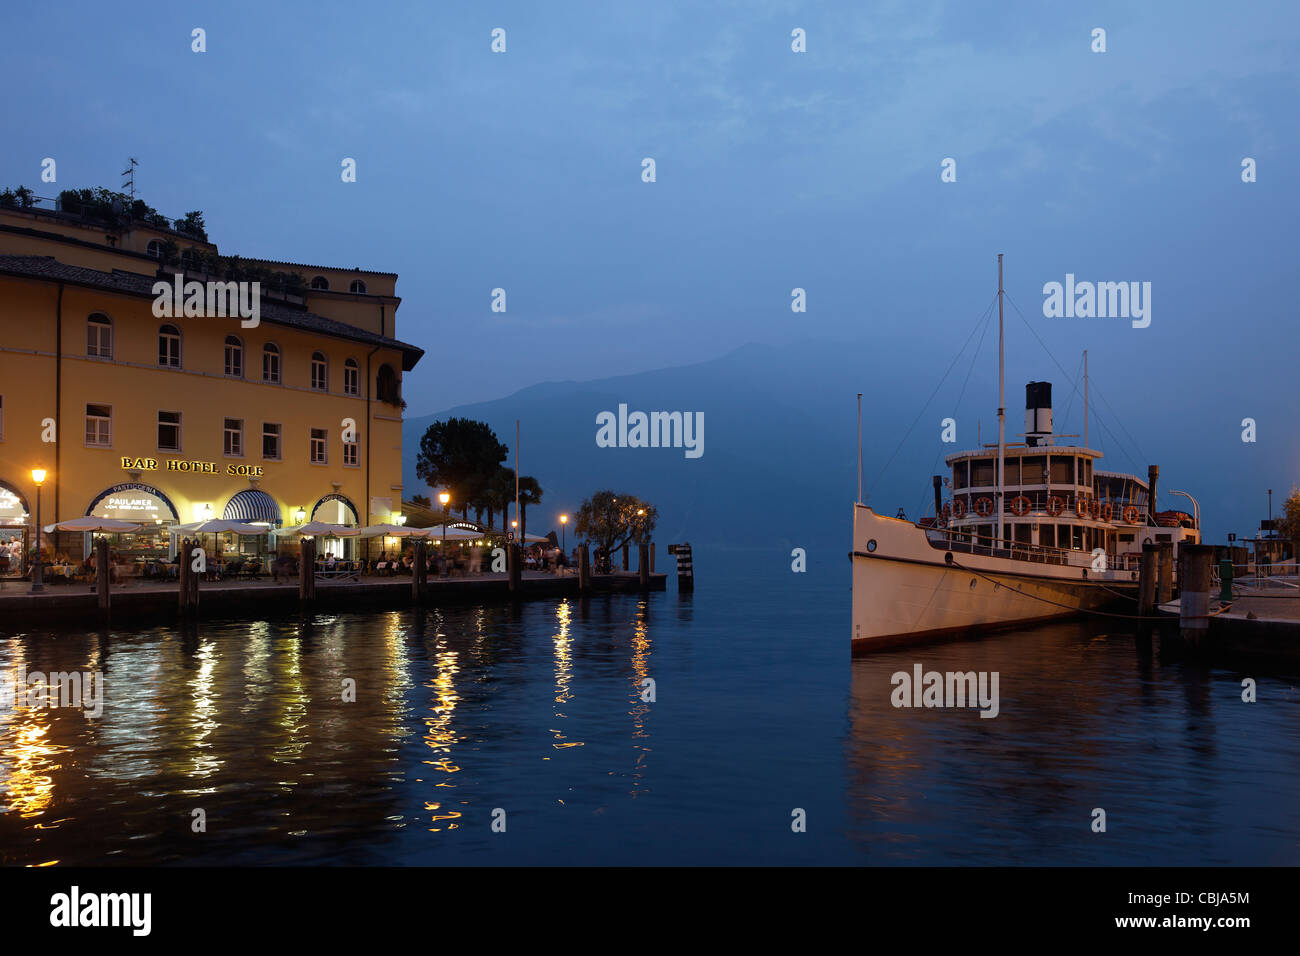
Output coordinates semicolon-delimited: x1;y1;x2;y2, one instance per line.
559;513;567;553
439;491;451;564
31;468;46;593
1169;490;1200;532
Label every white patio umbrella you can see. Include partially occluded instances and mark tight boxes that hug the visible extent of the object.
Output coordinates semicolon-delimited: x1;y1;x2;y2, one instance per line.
423;527;482;542
171;519;269;536
275;521;361;537
44;517;142;533
358;523;428;538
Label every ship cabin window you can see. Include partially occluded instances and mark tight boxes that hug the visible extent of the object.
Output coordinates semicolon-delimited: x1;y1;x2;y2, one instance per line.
1040;525;1055;549
1013;523;1031;546
970;458;995;487
1069;525;1084;550
1080;458;1092;486
1050;455;1075;485
953;460;968;489
1022;456;1047;486
1004;457;1021;486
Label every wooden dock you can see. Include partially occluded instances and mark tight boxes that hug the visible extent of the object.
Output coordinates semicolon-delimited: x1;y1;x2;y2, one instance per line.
1157;592;1300;661
0;570;667;628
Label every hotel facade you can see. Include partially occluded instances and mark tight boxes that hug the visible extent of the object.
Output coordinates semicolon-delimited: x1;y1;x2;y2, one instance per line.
0;197;423;567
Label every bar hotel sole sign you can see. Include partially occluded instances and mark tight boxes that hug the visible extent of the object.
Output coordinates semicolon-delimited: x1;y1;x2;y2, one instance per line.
122;457;264;478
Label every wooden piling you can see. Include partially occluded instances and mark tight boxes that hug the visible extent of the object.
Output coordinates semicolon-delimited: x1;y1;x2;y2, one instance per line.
638;542;650;590
1218;558;1234;602
96;536;110;611
1137;543;1158;618
649;543;656;574
668;542;694;593
413;538;426;601
177;538;189;611
188;540;200;610
1157;541;1174;605
508;542;522;595
1179;544;1214;646
299;537;316;602
578;544;591;594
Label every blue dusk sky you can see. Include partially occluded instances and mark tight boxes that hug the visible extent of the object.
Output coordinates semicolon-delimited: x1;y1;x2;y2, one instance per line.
3;0;1298;536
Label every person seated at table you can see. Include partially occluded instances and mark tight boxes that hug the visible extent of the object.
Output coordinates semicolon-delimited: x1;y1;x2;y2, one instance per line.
325;553;337;571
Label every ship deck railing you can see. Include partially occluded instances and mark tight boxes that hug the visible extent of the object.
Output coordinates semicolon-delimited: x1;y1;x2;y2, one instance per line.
924;527;1142;572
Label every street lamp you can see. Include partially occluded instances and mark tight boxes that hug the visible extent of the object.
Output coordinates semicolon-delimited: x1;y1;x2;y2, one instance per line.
559;513;568;553
1169;490;1200;532
30;468;46;593
439;492;451;568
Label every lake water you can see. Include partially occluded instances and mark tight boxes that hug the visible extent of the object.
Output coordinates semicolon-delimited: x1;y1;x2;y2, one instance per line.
1;554;1296;866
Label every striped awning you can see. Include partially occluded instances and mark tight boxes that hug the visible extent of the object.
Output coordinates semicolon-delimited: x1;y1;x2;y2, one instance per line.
223;490;282;525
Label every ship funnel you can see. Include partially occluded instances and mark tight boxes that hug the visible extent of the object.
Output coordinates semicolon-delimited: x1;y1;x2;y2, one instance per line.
1025;382;1053;446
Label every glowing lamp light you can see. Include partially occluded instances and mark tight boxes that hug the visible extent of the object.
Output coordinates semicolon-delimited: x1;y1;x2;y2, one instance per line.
439;492;450;508
31;468;47;485
560;514;568;524
295;508;307;524
395;513;407;526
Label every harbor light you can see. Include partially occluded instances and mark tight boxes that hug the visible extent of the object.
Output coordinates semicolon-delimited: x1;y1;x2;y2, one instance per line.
30;467;46;593
560;513;567;552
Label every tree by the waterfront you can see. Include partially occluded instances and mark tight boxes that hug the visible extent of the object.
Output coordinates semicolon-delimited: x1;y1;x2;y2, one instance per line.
1279;487;1300;543
518;475;543;541
574;491;657;564
415;418;508;517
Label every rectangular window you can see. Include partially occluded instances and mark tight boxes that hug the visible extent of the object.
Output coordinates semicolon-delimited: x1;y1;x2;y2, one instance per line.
224;341;243;377
159;328;181;368
310;428;328;464
344;363;359;396
263;348;280;383
224;418;244;457
970;458;996;487
953;460;968;489
1050;455;1075;485
343;439;358;467
311;356;328;391
1022;456;1047;485
262;422;282;460
86;403;112;447
87;320;113;358
158;410;181;451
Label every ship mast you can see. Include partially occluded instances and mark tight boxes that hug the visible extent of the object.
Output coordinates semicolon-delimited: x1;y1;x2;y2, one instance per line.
1083;349;1089;447
997;254;1005;541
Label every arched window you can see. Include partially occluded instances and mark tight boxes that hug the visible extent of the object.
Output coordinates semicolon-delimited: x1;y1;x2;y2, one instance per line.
146;239;163;260
343;358;360;395
376;363;400;405
224;335;244;377
310;351;328;391
179;248;196;271
311;276;329;290
158;324;182;368
349;279;367;294
87;313;113;358
263;343;281;383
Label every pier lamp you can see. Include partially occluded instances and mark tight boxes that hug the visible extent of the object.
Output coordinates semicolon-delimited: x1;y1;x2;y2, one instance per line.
560;513;568;552
30;468;46;593
439;492;451;563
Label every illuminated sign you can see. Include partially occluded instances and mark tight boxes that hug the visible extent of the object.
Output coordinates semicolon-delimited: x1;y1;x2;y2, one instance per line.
122;457;263;478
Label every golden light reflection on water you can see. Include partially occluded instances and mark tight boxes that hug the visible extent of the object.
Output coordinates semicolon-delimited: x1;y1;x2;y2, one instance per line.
4;715;63;818
627;599;653;798
422;645;462;830
184;639;221;782
273;632;310;765
551;600;584;750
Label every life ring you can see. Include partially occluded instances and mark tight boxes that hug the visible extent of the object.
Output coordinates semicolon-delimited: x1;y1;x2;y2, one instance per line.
951;498;966;519
1047;495;1065;517
1074;496;1089;518
1011;495;1031;517
1123;504;1140;524
974;496;994;517
1100;502;1113;522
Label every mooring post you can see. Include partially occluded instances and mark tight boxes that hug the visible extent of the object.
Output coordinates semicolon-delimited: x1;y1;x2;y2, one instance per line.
177;538;189;611
96;535;111;611
639;541;650;590
1219;558;1234;602
622;546;629;572
413;538;425;601
668;542;694;593
299;537;316;602
509;542;522;595
649;542;656;574
578;544;591;594
1179;544;1214;647
188;539;201;610
1157;541;1174;605
1138;543;1158;618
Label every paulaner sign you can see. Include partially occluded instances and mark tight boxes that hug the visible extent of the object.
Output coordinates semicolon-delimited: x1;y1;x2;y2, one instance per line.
122;457;263;478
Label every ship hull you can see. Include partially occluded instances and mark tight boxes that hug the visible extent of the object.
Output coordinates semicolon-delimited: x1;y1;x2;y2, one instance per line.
851;505;1137;652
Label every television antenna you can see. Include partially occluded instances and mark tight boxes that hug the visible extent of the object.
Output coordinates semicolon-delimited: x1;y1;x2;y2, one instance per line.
122;157;138;199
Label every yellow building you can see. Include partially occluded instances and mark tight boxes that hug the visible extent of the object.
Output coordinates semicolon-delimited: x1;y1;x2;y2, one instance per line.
0;195;423;570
